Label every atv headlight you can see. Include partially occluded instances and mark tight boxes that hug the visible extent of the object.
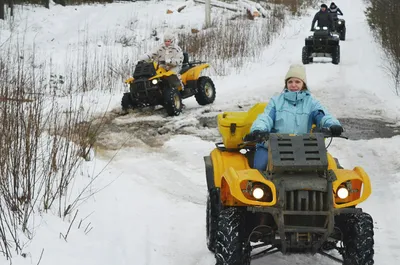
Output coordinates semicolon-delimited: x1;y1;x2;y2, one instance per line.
252;187;264;199
322;26;328;30
244;182;273;202
337;187;349;199
315;26;320;30
338;21;342;24
151;79;158;85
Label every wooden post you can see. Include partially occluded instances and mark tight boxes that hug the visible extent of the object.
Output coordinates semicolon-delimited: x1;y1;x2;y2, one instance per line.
7;0;13;17
205;0;211;28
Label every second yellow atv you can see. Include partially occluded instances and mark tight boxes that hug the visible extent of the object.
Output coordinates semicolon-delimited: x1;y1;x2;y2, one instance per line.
204;103;374;265
122;52;216;116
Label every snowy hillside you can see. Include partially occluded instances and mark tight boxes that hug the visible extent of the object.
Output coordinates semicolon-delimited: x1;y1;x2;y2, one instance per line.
1;0;400;264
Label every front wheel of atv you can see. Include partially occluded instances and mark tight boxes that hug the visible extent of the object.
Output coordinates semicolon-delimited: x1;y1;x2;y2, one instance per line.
302;46;310;64
195;76;216;105
206;191;219;252
332;45;340;65
337;212;374;265
121;92;135;111
215;207;250;265
163;87;182;116
340;27;346;41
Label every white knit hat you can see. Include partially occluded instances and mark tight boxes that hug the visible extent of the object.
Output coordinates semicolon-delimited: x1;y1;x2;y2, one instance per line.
163;31;176;42
285;64;307;86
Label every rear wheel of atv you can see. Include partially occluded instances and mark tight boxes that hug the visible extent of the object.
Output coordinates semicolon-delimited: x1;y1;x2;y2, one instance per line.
163;86;182;116
215;207;250;265
206;192;219;252
195;76;216;105
337;212;374;265
332;45;340;65
121;92;135;111
302;46;310;64
340;27;346;41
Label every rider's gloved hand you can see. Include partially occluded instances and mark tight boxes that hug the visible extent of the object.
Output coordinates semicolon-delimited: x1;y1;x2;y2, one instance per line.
330;125;343;136
244;130;268;142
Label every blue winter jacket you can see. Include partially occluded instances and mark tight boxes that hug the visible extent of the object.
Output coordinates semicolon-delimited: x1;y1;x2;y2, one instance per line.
250;89;341;134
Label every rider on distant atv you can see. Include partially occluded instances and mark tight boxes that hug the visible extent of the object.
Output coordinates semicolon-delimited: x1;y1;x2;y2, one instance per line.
328;2;343;21
138;31;185;89
311;4;335;31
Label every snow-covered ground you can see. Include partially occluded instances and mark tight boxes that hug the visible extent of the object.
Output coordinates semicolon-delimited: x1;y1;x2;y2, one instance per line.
1;0;400;264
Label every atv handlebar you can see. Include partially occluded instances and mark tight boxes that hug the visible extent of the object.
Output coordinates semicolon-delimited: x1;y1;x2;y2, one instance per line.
311;127;348;139
242;131;270;143
190;60;207;65
238;132;270;148
136;59;207;67
238;128;348;148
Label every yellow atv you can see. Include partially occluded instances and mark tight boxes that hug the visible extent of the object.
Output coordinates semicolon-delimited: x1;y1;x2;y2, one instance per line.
122;52;216;116
204;103;374;265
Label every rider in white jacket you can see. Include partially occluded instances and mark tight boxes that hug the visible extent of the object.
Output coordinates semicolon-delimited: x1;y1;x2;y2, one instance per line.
138;32;184;81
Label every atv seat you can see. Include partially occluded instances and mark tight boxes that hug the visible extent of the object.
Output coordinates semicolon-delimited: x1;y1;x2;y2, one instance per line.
179;52;192;74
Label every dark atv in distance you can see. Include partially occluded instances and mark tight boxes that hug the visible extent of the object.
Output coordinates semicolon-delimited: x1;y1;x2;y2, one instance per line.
302;26;340;65
333;15;346;41
204;103;374;265
122;52;216;116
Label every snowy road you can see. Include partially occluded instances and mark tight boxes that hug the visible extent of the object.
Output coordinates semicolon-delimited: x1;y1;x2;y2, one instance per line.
2;0;400;264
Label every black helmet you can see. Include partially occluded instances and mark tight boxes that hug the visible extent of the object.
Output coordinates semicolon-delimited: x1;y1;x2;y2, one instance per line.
321;4;328;8
330;2;336;7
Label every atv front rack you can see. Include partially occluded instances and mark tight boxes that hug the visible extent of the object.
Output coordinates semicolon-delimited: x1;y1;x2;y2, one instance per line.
268;133;328;173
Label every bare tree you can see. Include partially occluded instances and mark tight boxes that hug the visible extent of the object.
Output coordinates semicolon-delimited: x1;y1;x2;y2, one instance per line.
366;0;400;95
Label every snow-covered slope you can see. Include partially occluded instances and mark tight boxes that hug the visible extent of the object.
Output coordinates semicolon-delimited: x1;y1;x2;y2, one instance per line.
1;0;400;264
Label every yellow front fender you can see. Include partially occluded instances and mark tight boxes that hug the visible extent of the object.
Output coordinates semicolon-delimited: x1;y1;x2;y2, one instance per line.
182;63;210;81
210;148;250;188
327;153;338;170
125;77;134;84
149;70;176;80
221;168;277;206
332;167;372;208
